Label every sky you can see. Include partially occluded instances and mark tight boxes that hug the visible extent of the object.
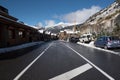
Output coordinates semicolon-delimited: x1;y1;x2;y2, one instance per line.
0;0;115;28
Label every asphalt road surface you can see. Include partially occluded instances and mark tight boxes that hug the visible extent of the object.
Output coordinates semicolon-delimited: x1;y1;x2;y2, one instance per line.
0;41;120;80
112;48;120;53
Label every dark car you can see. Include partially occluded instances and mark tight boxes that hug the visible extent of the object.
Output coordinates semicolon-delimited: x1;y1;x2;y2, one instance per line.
94;36;120;49
69;37;79;43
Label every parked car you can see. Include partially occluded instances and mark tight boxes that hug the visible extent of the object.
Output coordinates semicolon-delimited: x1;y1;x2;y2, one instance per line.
79;33;93;43
69;37;79;43
94;36;120;49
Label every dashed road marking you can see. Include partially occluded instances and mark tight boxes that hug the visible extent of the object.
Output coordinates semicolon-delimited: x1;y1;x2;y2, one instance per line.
13;43;53;80
65;44;115;80
49;63;92;80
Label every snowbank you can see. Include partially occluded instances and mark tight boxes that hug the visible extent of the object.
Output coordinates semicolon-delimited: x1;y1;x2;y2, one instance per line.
0;41;44;53
77;41;119;55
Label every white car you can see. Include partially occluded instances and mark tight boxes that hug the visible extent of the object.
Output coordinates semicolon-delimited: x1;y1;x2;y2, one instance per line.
79;34;93;43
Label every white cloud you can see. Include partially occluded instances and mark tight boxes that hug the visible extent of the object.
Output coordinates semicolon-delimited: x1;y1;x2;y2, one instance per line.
38;22;43;27
37;6;101;28
45;20;56;28
36;22;43;28
61;6;101;24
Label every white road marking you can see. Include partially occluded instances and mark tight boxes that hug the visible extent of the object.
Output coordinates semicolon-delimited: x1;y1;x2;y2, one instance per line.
49;63;92;80
13;43;53;80
65;45;115;80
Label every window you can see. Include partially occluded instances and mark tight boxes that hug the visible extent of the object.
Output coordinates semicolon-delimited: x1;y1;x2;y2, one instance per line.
98;37;104;41
8;29;15;39
19;30;26;38
110;36;120;40
19;31;23;38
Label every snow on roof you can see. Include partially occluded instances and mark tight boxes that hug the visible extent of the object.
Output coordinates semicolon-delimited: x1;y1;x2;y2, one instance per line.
38;29;44;33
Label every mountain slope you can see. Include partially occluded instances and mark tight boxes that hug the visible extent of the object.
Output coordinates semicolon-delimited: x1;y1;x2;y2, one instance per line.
79;2;120;37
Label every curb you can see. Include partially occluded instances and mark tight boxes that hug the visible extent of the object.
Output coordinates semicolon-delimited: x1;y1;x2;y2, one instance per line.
77;42;119;55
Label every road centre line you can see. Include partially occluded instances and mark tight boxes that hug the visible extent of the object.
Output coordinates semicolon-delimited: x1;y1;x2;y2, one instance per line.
49;63;92;80
65;44;115;80
13;43;53;80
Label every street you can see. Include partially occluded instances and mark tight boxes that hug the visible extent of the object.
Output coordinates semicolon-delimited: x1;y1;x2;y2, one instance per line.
0;41;120;80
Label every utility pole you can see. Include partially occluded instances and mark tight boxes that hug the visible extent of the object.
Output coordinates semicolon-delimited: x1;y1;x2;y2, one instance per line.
73;20;77;32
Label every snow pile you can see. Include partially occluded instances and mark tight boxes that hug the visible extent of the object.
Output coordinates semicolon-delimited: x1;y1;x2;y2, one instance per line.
77;41;119;55
0;41;44;53
88;41;95;47
77;42;95;48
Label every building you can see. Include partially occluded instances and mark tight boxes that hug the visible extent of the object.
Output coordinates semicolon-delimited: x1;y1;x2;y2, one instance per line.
59;25;80;40
0;5;44;48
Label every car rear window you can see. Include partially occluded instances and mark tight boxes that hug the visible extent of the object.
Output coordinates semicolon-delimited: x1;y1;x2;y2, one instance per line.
109;37;120;40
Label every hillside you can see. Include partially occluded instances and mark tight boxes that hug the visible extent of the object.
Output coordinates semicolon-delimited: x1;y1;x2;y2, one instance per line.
44;1;120;37
79;2;120;37
45;22;79;33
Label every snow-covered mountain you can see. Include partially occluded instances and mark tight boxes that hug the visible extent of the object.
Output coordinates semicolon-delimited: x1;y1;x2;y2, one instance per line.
43;1;120;36
45;22;79;33
79;1;120;36
86;2;120;24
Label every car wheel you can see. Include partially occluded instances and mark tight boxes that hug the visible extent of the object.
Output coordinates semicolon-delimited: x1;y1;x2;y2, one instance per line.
104;45;108;49
82;40;84;43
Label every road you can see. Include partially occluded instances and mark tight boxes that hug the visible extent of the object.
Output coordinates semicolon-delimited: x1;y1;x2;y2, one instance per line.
112;48;120;53
0;41;120;80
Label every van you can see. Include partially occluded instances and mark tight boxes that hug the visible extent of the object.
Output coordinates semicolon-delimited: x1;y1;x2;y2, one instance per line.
79;33;93;43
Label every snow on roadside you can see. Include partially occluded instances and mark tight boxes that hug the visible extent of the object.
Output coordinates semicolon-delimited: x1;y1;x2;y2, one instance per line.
77;41;119;55
0;41;44;53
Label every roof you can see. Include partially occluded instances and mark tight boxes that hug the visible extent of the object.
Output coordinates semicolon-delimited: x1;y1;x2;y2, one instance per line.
0;5;18;21
0;15;37;31
0;5;8;14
